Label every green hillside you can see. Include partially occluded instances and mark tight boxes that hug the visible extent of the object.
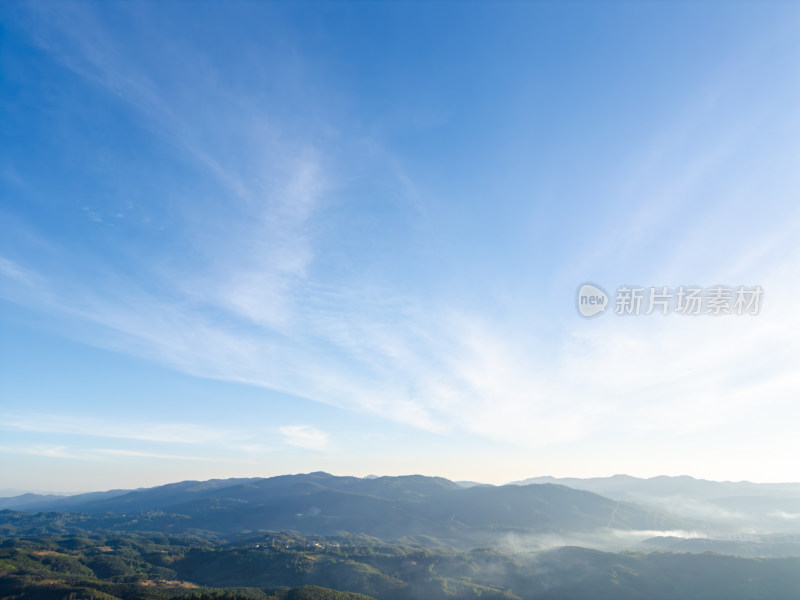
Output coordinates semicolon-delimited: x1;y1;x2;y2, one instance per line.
3;531;800;600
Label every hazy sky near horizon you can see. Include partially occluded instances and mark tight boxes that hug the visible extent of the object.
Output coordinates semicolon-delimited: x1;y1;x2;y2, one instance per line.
2;1;800;493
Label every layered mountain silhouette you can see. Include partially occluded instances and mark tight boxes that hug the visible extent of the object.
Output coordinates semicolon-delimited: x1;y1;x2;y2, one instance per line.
511;474;800;533
0;472;686;542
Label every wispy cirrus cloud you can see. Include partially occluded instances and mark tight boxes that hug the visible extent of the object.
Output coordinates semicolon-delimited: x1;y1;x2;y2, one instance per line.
0;413;240;445
280;425;329;451
0;445;86;460
0;414;327;460
2;241;799;454
0;257;42;288
93;448;232;462
0;444;238;463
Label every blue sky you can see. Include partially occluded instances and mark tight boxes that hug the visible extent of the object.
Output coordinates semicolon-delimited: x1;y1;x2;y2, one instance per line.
1;1;799;493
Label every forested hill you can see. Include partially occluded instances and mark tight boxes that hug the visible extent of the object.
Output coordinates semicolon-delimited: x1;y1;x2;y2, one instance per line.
3;531;800;600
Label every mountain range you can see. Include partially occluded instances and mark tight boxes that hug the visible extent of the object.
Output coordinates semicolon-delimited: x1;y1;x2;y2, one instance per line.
0;472;686;545
4;473;800;599
511;474;800;533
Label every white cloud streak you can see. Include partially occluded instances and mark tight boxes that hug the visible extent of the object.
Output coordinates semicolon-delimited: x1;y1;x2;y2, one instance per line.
280;425;329;451
0;444;237;463
0;413;240;445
